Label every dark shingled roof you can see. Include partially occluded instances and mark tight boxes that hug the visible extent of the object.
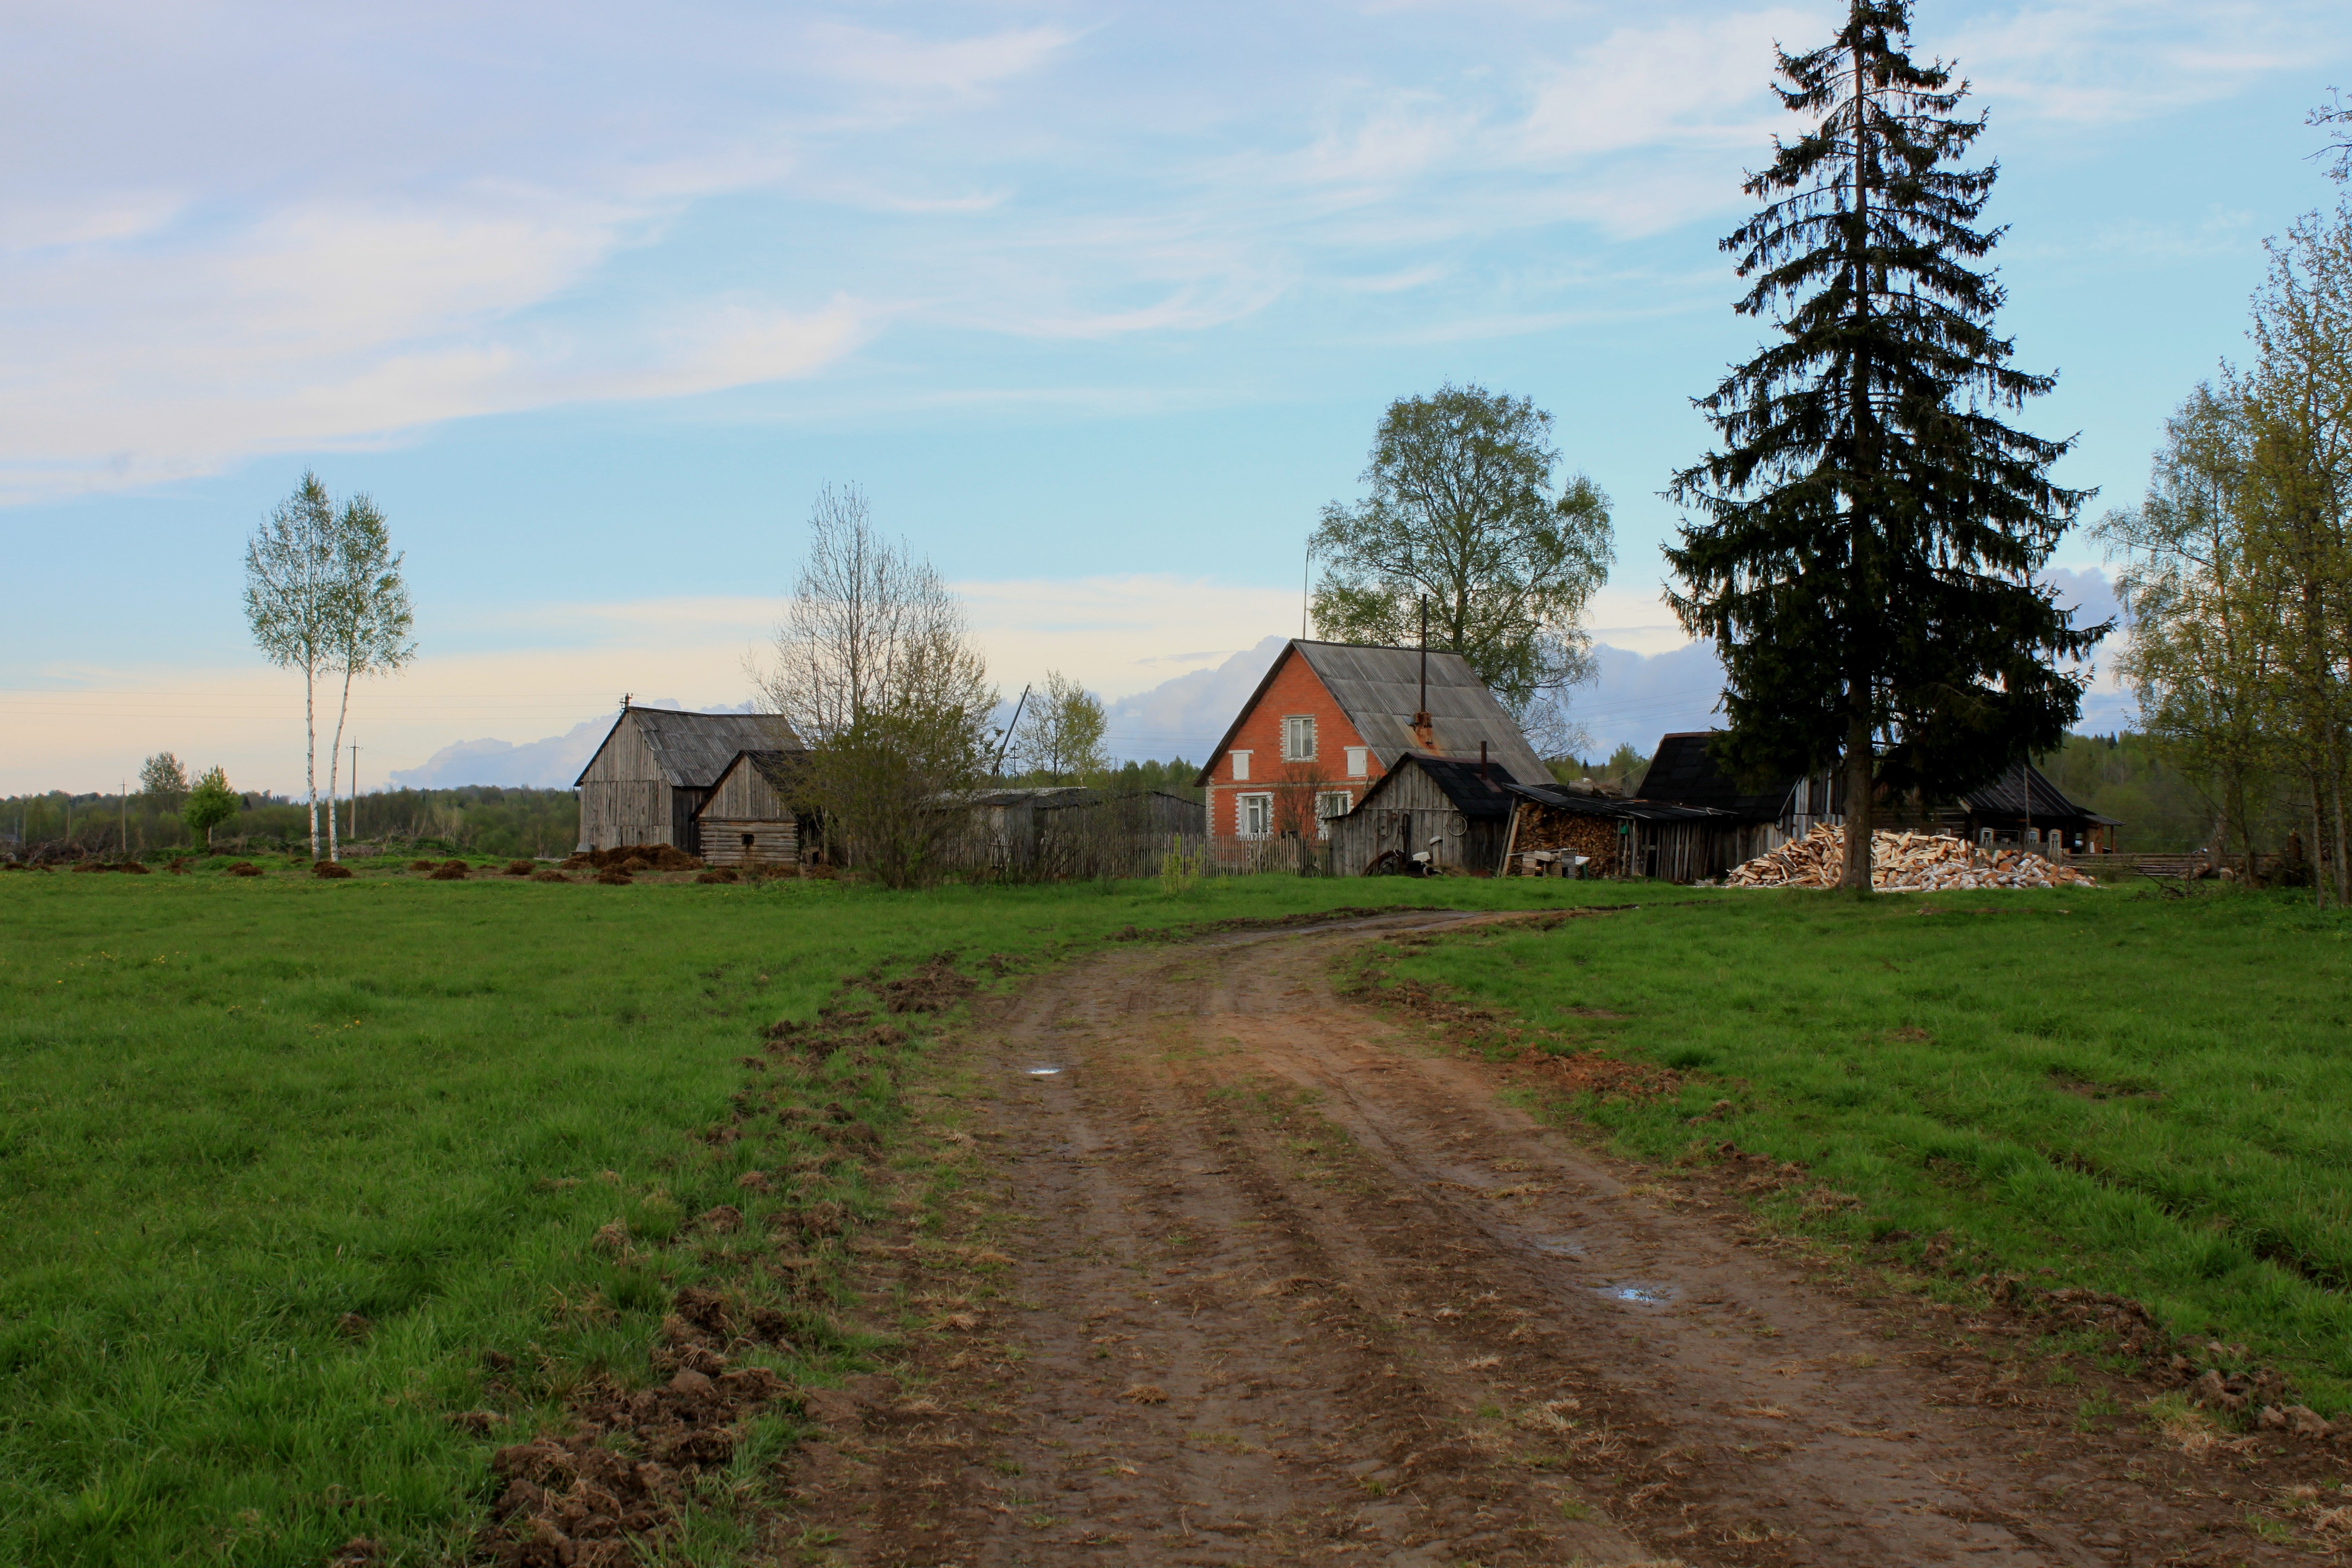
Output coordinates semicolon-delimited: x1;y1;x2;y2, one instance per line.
1632;732;1796;820
1196;639;1548;787
1506;782;1735;823
1961;762;2121;826
1383;753;1529;819
576;708;800;789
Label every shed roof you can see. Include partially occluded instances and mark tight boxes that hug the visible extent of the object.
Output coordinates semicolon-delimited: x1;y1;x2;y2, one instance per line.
1632;732;1795;820
1506;781;1736;823
691;749;804;817
1356;752;1530;820
575;707;800;789
1961;763;2122;826
1195;639;1548;786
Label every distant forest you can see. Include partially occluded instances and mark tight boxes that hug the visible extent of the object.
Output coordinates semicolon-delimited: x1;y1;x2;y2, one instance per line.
0;736;2231;860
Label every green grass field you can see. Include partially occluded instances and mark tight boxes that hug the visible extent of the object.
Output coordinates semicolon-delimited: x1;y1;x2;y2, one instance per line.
0;867;1605;1568
1366;885;2352;1409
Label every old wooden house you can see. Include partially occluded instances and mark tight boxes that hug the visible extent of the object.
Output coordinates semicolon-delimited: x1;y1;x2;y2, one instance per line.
694;750;809;869
1634;732;1839;868
1197;639;1546;847
574;705;800;853
1326;753;1527;875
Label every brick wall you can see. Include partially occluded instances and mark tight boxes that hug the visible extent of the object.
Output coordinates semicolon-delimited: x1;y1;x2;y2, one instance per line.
1201;647;1382;842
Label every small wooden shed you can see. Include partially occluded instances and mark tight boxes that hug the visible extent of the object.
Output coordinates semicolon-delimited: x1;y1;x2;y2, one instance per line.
694;750;809;869
574;705;799;853
1499;784;1740;882
1327;753;1524;875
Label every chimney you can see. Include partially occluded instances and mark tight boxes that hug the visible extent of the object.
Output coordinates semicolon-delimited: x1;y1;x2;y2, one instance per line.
1412;596;1431;746
1480;739;1488;782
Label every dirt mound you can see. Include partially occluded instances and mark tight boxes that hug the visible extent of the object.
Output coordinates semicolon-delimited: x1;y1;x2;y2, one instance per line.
430;865;468;881
1726;824;2097;890
695;868;736;884
878;954;977;1014
312;862;353;880
529;869;570;883
594;868;632;886
478;1285;791;1567
408;859;438;872
562;844;704;873
503;860;535;877
225;862;262;878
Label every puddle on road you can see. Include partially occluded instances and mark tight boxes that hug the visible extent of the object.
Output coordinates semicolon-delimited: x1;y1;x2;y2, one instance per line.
1591;1281;1675;1307
1527;1234;1586;1258
1022;1065;1066;1077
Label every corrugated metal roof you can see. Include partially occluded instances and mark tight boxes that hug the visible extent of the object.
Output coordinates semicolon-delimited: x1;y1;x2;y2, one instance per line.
1508;782;1736;823
578;708;801;789
1289;641;1549;779
1360;753;1529;819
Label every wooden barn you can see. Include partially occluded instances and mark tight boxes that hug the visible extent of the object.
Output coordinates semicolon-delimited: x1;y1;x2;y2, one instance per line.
1634;732;1839;868
694;750;811;869
1197;639;1546;847
574;705;800;854
1498;784;1739;882
1326;753;1526;875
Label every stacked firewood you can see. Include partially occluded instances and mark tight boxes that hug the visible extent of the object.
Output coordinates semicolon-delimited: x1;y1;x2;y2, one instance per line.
1723;825;2097;890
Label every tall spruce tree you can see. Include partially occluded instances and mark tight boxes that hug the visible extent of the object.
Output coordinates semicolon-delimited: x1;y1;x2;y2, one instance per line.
1666;0;2102;891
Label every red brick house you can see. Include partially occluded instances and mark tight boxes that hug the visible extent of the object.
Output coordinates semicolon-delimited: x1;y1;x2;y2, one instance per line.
1195;639;1548;844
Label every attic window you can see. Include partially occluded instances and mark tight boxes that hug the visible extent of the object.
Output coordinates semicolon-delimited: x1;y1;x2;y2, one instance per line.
1345;746;1368;779
1230;750;1252;782
1282;715;1316;762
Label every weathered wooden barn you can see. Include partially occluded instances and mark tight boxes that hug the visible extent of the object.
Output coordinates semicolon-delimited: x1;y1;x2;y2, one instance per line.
1197;639;1547;848
1326;753;1526;875
694;750;810;869
574;706;800;853
1498;784;1739;882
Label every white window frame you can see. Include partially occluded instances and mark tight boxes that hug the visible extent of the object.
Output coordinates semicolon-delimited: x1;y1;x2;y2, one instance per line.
1281;714;1317;762
1238;792;1273;838
1315;790;1352;839
1229;749;1251;782
1345;746;1369;779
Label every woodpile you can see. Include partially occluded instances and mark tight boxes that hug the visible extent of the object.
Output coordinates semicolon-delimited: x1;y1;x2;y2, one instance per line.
1723;825;2097;890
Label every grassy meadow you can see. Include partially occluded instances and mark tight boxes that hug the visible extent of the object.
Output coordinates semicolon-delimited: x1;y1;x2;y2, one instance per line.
1368;885;2352;1408
0;865;1605;1567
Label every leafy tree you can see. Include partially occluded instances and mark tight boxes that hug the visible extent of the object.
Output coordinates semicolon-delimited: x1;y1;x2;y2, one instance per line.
182;767;239;847
756;486;996;887
1311;384;1613;735
2095;386;2277;879
320;493;416;862
1013;671;1109;783
139;753;190;807
1666;0;2102;893
244;473;339;859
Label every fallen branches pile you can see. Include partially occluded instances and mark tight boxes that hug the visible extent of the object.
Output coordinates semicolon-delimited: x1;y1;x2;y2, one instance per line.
1724;826;2097;890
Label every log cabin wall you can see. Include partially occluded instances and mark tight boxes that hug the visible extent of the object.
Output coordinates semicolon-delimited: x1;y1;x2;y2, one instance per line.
701;821;799;869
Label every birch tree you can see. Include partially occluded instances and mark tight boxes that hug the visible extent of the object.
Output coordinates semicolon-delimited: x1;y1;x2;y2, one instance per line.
244;474;338;858
320;494;416;861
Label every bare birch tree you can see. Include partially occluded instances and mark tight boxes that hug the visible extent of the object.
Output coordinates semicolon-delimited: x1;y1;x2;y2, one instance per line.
755;486;996;886
244;473;338;859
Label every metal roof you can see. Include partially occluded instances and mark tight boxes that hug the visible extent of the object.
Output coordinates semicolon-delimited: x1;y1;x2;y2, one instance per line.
575;708;801;789
1354;753;1529;820
1194;639;1549;785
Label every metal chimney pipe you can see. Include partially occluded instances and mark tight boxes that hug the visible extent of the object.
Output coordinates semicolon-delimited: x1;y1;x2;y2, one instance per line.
1481;739;1488;782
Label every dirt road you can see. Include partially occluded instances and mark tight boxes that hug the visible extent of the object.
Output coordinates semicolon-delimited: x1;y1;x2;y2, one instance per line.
788;913;2313;1566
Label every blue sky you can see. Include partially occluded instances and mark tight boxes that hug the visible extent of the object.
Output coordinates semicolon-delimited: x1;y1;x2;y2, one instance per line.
4;0;2347;792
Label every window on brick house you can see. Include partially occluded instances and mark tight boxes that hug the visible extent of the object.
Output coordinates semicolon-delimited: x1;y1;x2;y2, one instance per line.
1315;791;1352;839
1239;793;1273;837
1281;715;1316;761
1345;746;1368;778
1230;750;1251;781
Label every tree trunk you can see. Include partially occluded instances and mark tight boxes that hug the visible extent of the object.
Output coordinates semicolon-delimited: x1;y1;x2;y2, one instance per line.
326;668;354;863
2312;779;2329;909
304;660;320;861
2330;731;2348;906
1843;708;1875;892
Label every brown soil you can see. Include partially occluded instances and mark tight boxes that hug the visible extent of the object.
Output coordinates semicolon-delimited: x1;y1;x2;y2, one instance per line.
788;912;2351;1566
563;844;705;873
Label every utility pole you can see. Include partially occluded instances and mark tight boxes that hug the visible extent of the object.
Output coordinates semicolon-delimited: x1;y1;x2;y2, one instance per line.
1414;596;1430;735
1301;537;1312;639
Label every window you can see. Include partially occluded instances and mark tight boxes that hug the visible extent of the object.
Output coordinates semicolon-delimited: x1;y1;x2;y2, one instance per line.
1239;793;1273;837
1345;746;1369;779
1281;715;1317;761
1230;749;1251;782
1315;791;1352;839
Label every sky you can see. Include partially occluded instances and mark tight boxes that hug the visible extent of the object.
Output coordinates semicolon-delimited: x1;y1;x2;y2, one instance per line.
3;0;2348;794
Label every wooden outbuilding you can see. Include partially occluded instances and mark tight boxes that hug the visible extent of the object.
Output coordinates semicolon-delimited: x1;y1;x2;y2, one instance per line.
1326;753;1526;875
1498;784;1739;882
694;750;811;869
574;705;800;853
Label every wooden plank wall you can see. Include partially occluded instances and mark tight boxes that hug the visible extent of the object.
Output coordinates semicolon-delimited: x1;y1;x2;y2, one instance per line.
576;714;682;851
700;820;799;869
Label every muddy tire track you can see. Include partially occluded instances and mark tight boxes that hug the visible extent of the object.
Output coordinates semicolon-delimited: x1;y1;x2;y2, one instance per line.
787;916;2324;1566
